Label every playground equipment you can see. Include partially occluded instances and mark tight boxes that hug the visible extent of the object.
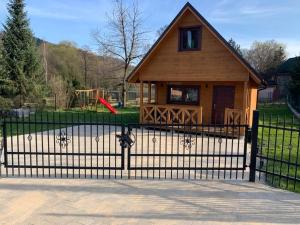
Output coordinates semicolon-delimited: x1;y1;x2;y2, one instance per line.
71;89;103;110
71;89;117;114
97;97;117;114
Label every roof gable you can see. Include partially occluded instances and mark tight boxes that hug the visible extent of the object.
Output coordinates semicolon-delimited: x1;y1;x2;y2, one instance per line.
127;2;262;84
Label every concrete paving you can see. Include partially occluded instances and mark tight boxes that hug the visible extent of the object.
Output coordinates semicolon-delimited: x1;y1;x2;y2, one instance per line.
0;178;299;225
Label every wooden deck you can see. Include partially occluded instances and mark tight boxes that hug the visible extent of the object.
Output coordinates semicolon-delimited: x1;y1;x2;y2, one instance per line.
140;104;248;137
141;104;246;125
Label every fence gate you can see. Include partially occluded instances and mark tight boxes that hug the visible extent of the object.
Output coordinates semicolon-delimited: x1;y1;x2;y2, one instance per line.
0;118;125;179
127;124;250;180
0;115;251;180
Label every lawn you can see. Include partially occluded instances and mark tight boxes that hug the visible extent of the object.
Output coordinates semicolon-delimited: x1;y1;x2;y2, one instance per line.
257;103;300;193
1;107;139;136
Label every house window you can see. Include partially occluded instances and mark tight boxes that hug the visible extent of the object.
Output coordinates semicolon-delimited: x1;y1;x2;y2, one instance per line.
167;85;200;105
179;27;201;51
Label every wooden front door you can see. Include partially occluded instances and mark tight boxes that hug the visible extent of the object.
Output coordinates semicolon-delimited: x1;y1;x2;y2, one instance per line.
212;86;235;124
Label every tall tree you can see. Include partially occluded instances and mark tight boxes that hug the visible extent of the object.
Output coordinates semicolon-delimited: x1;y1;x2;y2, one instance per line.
2;0;43;106
289;57;300;110
80;46;91;88
46;41;84;107
93;0;146;107
244;40;287;74
228;38;243;56
0;33;15;109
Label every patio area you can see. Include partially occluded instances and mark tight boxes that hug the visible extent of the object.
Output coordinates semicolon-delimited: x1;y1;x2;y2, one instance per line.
0;178;300;225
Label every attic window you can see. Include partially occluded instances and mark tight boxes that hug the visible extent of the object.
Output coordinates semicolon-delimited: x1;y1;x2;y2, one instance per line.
179;26;201;51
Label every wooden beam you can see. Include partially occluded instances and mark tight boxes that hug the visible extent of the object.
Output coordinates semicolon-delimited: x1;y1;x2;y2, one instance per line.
148;82;151;104
155;83;158;104
140;81;144;123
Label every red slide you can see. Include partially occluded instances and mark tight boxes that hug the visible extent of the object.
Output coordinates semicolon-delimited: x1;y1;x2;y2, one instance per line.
97;97;117;114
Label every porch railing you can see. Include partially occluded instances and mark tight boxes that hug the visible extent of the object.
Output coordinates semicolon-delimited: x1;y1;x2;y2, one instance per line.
224;107;249;125
141;104;203;125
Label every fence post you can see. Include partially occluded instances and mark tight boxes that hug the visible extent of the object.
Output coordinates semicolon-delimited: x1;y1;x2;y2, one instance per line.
121;125;125;170
54;94;57;111
249;110;259;182
0;120;2;177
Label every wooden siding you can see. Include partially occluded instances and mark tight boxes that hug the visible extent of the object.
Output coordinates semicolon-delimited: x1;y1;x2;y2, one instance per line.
249;87;258;126
137;10;250;82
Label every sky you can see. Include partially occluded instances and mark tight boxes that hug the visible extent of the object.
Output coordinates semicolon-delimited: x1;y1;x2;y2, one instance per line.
0;0;300;57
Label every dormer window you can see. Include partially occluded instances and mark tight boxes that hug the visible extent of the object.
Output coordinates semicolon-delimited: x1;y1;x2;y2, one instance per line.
179;26;201;51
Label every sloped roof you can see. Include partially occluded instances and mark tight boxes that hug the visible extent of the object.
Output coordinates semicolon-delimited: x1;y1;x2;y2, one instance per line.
277;57;300;74
126;2;263;84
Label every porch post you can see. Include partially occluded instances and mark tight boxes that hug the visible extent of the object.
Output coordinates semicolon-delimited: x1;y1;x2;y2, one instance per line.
155;83;158;104
140;81;144;123
148;82;151;104
242;81;248;124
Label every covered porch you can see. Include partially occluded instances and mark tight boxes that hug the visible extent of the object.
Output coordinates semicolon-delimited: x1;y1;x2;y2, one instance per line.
139;81;251;127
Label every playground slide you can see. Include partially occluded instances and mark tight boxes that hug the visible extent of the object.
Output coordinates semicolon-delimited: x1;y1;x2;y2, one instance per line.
97;97;117;114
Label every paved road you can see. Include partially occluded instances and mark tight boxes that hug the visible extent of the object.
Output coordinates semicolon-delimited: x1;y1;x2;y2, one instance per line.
0;178;299;225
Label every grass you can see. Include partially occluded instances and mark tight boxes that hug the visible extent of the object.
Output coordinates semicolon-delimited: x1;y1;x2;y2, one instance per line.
257;103;300;193
1;107;139;136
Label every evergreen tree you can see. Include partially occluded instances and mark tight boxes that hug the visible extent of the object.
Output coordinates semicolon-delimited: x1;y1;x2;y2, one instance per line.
0;32;14;109
289;57;300;110
1;0;43;106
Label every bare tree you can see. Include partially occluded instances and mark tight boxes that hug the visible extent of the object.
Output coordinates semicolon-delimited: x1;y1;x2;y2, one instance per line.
42;41;48;84
93;0;146;107
80;45;91;87
244;40;287;74
156;25;168;37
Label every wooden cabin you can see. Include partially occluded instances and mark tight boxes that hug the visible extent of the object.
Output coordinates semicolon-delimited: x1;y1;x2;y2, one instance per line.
127;3;263;127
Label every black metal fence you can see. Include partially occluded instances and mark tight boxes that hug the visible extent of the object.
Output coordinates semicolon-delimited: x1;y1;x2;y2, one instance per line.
0;113;126;179
127;123;249;180
254;111;300;192
1;109;299;193
0;111;250;180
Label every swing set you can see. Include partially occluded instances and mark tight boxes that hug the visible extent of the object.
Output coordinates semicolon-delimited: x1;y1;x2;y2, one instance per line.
71;89;117;113
71;89;101;110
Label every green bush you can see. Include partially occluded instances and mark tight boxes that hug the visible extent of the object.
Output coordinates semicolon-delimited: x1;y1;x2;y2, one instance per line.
0;96;13;110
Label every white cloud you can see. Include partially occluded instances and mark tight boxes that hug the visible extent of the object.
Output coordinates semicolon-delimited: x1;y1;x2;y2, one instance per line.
278;39;300;57
210;1;295;24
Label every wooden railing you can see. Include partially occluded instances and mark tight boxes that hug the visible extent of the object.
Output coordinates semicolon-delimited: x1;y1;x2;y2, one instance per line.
224;108;249;125
141;104;203;125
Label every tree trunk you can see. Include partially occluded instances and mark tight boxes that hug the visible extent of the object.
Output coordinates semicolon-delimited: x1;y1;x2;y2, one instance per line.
122;81;127;108
122;65;128;108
